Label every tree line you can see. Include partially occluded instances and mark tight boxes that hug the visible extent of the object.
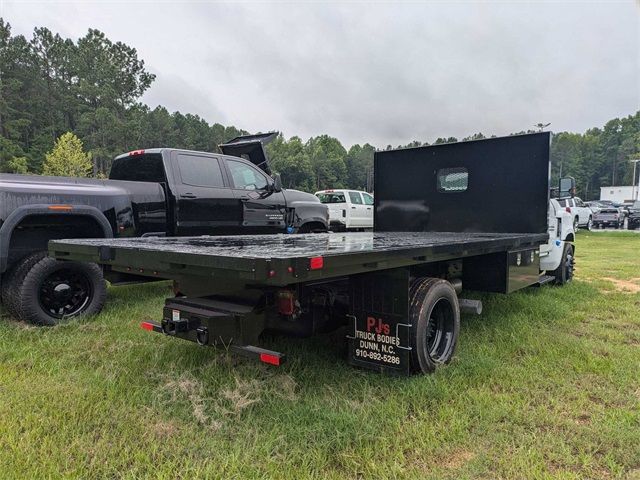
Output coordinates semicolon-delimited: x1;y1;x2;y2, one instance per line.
1;20;638;199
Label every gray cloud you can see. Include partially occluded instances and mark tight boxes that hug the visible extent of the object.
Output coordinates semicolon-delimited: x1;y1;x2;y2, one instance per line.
3;0;638;147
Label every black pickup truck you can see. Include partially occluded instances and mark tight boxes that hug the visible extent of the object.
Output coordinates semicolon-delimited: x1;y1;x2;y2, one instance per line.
0;133;328;325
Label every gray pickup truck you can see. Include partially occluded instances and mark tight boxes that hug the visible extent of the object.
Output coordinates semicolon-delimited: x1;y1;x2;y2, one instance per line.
592;207;624;229
0;133;328;326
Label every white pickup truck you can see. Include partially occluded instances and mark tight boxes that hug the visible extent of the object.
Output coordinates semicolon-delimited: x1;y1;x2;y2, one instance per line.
315;189;374;231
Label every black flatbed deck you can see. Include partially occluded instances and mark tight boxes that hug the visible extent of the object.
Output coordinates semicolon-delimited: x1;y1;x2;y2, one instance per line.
50;232;547;286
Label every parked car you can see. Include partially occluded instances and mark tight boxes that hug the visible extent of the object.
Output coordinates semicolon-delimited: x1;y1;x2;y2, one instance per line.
620;202;634;219
627;201;640;230
315;189;374;230
0;134;329;326
558;197;593;231
585;201;603;214
592;207;624;229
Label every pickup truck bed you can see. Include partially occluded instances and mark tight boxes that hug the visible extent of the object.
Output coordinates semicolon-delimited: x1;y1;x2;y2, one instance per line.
50;231;547;286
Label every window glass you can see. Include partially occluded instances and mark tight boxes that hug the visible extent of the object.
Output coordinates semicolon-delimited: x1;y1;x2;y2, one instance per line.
316;192;346;203
349;192;363;204
227;160;268;190
110;154;165;182
177;154;224;187
362;193;374;205
437;167;468;192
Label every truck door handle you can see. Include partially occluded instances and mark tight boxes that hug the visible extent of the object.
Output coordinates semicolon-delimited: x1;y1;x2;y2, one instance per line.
351;207;356;209
180;193;196;199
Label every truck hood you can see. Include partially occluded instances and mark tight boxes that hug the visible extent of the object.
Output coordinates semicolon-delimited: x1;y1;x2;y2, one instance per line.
1;173;115;190
219;133;277;176
0;173;165;222
282;188;321;205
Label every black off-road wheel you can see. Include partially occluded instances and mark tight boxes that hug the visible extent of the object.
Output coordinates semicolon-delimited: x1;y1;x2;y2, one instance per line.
1;251;106;326
553;243;574;285
408;277;460;374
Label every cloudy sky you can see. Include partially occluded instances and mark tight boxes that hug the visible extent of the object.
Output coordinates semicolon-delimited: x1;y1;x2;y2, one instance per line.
2;0;639;147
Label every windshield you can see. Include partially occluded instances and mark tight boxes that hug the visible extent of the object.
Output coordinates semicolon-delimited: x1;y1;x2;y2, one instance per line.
316;192;346;204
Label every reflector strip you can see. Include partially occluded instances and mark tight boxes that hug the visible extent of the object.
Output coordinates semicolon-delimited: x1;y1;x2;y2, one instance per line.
309;256;324;270
259;353;281;366
140;321;154;331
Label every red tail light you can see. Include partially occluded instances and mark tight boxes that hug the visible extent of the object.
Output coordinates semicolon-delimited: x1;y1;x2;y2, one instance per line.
565;207;571;214
259;353;281;366
140;321;154;331
129;149;145;156
309;256;324;270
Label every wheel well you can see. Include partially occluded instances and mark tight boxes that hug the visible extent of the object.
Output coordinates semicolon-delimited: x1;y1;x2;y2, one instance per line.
299;221;328;233
565;232;575;242
6;214;106;270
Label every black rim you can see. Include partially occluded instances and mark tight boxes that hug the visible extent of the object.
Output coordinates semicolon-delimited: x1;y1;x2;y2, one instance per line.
38;268;92;319
425;298;456;363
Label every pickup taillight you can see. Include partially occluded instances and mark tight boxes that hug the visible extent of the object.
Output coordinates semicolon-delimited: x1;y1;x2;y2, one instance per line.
565;207;571;214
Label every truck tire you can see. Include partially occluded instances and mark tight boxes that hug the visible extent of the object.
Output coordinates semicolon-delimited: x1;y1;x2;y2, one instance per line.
553;243;574;285
408;278;460;374
1;251;106;326
297;222;328;233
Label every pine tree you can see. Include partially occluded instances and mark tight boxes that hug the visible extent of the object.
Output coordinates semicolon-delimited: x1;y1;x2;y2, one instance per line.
42;132;92;177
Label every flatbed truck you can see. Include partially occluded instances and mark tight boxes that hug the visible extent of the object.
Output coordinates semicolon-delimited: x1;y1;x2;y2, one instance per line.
49;132;575;375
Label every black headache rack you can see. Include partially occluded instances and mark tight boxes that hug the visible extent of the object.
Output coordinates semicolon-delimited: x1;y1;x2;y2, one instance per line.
49;132;552;375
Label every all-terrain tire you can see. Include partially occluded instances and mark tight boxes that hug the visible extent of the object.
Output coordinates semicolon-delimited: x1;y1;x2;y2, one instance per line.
2;251;106;325
1;253;43;318
408;277;460;374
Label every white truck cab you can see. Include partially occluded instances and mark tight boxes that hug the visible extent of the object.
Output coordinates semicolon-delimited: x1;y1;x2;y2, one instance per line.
539;185;577;284
315;189;374;231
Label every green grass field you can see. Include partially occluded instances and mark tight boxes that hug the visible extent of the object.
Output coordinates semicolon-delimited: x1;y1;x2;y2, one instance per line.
0;232;638;479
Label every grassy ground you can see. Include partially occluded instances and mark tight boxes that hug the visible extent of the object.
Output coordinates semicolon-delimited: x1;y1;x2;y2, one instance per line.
0;232;638;479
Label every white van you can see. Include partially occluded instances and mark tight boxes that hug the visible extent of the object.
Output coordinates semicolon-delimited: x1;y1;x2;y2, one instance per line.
315;189;374;231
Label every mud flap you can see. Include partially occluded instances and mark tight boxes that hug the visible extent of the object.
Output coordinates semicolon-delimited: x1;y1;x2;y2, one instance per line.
347;268;412;375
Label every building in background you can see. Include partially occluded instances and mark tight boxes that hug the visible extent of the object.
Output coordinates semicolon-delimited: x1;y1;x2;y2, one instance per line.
600;186;637;203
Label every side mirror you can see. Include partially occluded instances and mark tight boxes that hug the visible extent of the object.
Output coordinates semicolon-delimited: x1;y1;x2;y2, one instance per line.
272;174;282;192
559;177;576;198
